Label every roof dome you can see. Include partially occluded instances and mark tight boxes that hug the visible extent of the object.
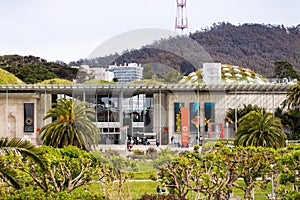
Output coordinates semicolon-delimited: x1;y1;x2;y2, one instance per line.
179;64;267;84
0;68;24;84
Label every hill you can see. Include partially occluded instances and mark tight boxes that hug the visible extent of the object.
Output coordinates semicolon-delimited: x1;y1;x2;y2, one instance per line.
70;23;300;78
0;55;78;83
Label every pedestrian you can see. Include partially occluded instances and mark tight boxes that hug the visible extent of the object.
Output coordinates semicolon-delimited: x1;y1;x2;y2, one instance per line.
156;185;161;194
156;140;160;147
130;137;134;150
161;183;166;193
171;136;174;146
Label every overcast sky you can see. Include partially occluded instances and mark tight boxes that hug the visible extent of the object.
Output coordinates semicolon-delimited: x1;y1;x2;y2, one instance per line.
0;0;299;63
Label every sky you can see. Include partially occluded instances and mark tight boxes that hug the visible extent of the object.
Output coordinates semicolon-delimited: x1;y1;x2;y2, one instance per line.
0;0;300;63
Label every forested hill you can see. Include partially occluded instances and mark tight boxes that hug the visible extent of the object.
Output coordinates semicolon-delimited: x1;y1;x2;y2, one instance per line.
0;55;78;83
190;23;300;76
71;23;300;78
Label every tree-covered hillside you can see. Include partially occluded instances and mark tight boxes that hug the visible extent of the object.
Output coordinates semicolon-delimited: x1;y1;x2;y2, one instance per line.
71;23;300;78
0;55;78;83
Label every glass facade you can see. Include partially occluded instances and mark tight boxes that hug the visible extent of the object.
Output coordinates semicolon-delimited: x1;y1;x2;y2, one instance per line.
84;93;153;144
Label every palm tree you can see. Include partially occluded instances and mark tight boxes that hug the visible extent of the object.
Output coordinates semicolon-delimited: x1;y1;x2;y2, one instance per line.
40;98;100;150
0;137;45;189
234;110;286;149
226;104;264;130
286;83;300;110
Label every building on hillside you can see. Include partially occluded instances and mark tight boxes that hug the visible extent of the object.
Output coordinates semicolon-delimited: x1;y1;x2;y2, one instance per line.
108;63;143;83
92;68;114;81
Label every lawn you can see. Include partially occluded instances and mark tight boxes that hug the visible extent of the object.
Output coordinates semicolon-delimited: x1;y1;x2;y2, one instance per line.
74;160;273;199
132;161;157;180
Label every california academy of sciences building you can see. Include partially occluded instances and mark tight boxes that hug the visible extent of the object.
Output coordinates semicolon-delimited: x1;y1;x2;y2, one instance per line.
0;63;291;147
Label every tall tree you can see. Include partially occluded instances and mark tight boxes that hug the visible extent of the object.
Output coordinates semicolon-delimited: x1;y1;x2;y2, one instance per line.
142;62;156;80
273;60;299;80
234;110;286;149
226;104;264;130
275;107;300;140
40;98;100;150
158;68;183;83
286;83;300;110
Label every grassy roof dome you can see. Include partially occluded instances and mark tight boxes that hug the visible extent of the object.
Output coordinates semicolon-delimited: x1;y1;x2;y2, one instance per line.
179;64;267;84
0;68;24;84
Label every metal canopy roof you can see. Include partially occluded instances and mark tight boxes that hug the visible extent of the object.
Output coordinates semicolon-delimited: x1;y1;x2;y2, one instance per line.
0;83;290;94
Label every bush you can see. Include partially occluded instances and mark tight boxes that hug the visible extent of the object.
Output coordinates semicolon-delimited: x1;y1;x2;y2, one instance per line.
101;149;120;158
0;189;106;200
146;147;159;160
133;149;145;155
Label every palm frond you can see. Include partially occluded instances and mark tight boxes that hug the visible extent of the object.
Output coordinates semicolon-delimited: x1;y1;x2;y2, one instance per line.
0;161;21;189
0;137;46;171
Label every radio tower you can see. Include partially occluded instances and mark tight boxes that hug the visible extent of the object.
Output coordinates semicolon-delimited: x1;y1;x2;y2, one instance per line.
175;0;188;33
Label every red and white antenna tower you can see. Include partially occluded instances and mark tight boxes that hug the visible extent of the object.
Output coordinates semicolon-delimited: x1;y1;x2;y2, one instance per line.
175;0;188;33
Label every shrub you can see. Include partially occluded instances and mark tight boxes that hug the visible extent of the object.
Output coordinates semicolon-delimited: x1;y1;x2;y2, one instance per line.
0;188;106;200
146;147;159;160
133;149;145;155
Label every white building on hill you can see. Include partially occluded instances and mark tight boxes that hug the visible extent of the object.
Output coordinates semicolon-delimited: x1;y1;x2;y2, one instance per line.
108;63;143;83
93;68;114;81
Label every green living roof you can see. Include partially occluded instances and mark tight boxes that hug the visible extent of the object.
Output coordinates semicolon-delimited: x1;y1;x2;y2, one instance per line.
0;68;24;84
179;64;267;84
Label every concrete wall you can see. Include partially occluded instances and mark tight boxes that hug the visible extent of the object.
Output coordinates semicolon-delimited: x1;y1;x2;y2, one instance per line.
0;92;52;145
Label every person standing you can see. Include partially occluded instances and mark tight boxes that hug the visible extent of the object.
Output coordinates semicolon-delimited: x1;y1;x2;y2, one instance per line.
171;136;175;146
156;185;161;194
156;140;160;147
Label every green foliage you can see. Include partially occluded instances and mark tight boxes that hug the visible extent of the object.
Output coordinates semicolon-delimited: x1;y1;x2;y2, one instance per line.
109;155;138;172
143;62;156;80
273;60;299;79
0;187;106;200
275;106;300;139
84;79;116;84
278;190;300;200
129;79;164;84
112;77;118;82
0;138;46;189
133;149;145;155
226;104;264;130
157;68;183;83
157;146;277;200
40;98;100;150
0;145;113;194
153;148;178;170
38;78;73;84
145;147;159;160
279;173;296;185
234;110;286;149
0;55;78;83
287;83;300;110
278;150;300;193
